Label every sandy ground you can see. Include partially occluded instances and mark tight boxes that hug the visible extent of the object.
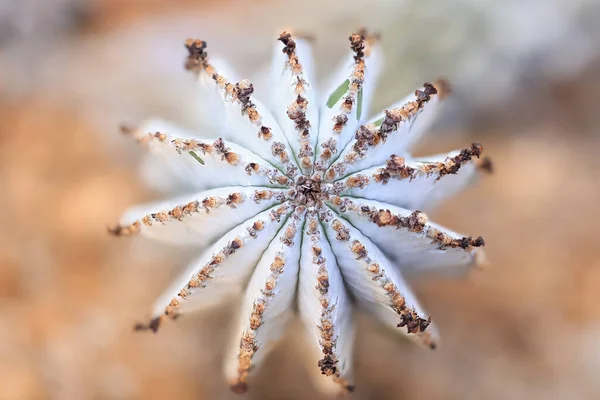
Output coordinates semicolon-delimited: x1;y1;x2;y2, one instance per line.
2;1;600;399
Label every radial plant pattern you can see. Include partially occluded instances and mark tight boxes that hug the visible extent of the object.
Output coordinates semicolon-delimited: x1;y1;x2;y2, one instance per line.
110;29;491;395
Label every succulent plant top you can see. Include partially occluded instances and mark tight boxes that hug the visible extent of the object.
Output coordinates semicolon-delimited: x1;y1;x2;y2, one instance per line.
110;29;491;396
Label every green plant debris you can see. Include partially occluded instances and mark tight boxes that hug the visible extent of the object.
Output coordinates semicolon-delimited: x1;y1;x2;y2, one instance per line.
326;79;350;108
189;151;205;165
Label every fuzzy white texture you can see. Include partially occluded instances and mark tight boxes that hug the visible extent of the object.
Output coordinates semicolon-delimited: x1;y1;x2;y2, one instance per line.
112;30;490;396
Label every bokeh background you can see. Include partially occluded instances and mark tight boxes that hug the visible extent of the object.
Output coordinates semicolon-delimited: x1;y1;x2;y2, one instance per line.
2;0;600;399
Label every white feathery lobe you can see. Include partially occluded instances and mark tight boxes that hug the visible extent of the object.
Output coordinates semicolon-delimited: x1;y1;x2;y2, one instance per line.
111;29;491;395
327;197;484;278
120;127;292;192
148;204;293;322
132;202;294;333
184;39;300;179
325;81;447;181
319;207;437;349
268;32;319;174
114;186;285;246
298;211;355;394
316;31;382;172
224;206;304;393
331;143;489;211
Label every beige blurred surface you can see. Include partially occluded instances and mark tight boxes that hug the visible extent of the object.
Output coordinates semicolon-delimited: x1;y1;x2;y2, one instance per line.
2;1;600;399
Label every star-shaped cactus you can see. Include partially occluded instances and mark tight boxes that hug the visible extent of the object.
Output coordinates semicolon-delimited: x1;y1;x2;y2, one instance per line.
110;29;491;395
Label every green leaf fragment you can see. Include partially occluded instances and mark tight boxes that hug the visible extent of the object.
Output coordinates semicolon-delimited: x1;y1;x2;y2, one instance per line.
372;117;384;127
326;79;350;108
189;150;205;165
356;87;363;121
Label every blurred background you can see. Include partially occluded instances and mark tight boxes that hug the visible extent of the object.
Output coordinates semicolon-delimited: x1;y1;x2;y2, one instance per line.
2;0;600;399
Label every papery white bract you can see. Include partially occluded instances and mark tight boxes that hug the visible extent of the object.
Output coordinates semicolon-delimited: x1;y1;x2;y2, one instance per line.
110;29;491;396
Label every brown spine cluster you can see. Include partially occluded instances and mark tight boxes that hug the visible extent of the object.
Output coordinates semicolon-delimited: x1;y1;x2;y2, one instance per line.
278;31;301;74
369;143;488;187
271;142;289;163
184;39;209;73
319;138;337;162
311;240;338;375
326;218;433;345
349;33;366;62
332;115;349;135
370;209;427;233
352;241;432;339
279;31;314;171
353;124;380;149
234;80;256;114
269;203;291;223
320;30;374;166
252;189;276;203
342;33;366;114
373;155;415;184
332;199;427;233
109;193;244;237
352;83;437;157
426;228;485;250
331;219;351;241
184;40;276;145
212;138;239;165
288;95;313;167
288;95;310;138
325;80;447;180
432;143;483;181
132;131;233;162
235;253;287;392
129;131;291;186
233;209;303;392
345;174;370;189
336;197;485;252
305;216;353;392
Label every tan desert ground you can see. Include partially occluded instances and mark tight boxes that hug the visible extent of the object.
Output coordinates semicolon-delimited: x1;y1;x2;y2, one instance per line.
2;1;600;399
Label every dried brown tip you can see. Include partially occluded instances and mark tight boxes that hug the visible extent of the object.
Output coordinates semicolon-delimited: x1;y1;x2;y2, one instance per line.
458;236;485;248
349;32;366;62
434;142;484;181
184;38;209;72
397;313;431;335
133;317;162;333
278;31;296;55
426;223;485;250
415;82;438;107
